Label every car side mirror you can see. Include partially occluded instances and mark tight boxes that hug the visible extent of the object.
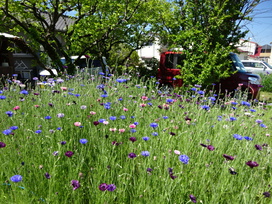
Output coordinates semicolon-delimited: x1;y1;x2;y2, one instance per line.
263;65;266;70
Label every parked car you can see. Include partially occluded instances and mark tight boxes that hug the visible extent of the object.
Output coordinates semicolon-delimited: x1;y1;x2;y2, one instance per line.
157;52;261;99
241;60;272;74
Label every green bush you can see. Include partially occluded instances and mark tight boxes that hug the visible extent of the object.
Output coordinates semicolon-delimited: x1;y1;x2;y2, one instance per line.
259;73;272;92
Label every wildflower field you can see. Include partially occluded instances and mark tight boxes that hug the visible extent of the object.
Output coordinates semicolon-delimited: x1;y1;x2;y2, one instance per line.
0;73;271;204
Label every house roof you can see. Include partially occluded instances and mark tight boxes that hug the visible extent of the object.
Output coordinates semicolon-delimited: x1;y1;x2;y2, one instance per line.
42;13;76;31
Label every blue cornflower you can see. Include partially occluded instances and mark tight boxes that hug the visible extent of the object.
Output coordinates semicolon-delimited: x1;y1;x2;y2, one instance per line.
208;97;216;101
166;98;174;103
162;116;169;119
2;129;12;135
0;95;6;99
150;123;158;128
116;78;127;83
130;129;137;133
20;90;28;95
56;127;61;130
201;105;210;110
104;103;111;109
152;132;158;136
74;94;80;97
197;90;205;95
233;134;243;140
179;155;189;164
147;102;153;106
191;87;197;91
134;122;139;125
241;101;250;107
131;116;135;119
10;126;18;130
141;151;150;157
44;116;52;120
109;116;117;121
118;97;123;101
99;119;106;123
244;136;253;141
120;115;126;119
96;84;105;89
35;130;42;134
99;72;105;75
10;175;23;182
229;117;237;121
68;92;74;95
250;109;256;112
101;94;108;98
231;101;238;105
79;139;88;144
142;137;150;141
5;111;13;117
260;124;267;128
0;90;3;94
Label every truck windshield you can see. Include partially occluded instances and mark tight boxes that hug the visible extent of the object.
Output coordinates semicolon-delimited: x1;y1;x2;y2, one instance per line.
263;61;272;69
229;53;246;72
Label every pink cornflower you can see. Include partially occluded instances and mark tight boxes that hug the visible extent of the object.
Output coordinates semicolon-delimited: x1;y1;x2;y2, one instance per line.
103;121;109;125
90;111;96;115
141;96;148;101
74;122;81;127
123;107;128;111
119;128;125;133
174;150;181;155
60;87;67;91
129;124;136;128
140;103;146;107
109;128;117;132
34;105;40;108
13;106;20;110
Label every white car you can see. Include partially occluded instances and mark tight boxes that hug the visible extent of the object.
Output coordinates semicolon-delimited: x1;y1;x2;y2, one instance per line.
241;60;272;74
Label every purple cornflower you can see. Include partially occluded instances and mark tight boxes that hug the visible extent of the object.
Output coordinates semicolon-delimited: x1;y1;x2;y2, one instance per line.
147;168;153;172
44;172;51;179
128;152;137;159
106;184;116;191
189;194;197;203
60;141;66;145
129;137;137;142
179;155;189;164
255;144;262;150
71;180;80;190
223;154;235;161
207;145;215;151
263;192;271;198
246;161;259;168
65;151;74;157
0;142;6;148
99;183;108;191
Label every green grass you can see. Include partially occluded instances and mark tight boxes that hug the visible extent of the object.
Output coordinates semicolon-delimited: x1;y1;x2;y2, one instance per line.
0;74;271;204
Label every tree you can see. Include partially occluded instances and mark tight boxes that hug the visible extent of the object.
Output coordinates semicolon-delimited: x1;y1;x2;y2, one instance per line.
158;0;262;85
0;0;171;75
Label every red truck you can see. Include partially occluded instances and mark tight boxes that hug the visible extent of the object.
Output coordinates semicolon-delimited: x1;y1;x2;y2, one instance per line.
157;51;261;99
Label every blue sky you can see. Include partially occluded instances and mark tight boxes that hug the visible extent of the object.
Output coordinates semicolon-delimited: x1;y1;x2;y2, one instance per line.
243;0;272;45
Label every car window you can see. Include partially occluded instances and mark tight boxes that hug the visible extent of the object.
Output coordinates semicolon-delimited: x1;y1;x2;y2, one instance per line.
165;54;185;69
263;62;272;69
254;62;263;68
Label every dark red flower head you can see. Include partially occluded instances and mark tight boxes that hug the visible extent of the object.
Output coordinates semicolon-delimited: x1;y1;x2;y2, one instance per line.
246;160;259;168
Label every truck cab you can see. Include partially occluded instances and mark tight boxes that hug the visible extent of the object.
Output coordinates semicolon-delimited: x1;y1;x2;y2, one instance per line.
157;51;261;99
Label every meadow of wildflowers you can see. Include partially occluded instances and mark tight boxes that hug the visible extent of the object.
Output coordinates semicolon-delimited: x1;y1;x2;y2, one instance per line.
0;72;271;203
